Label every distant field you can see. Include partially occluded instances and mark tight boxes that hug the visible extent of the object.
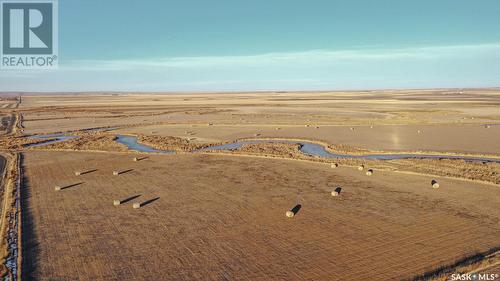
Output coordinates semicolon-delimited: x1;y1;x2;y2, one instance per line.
18;91;500;155
21;151;500;281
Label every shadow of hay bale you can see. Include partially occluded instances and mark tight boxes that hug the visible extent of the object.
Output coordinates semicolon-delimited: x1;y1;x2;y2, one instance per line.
331;187;342;196
58;182;84;191
133;156;148;162
113;169;134;176
139;197;160;208
81;169;97;175
431;179;440;189
286;204;302;218
119;194;141;204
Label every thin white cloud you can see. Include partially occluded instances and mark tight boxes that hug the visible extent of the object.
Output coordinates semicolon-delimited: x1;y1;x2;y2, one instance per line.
61;43;500;71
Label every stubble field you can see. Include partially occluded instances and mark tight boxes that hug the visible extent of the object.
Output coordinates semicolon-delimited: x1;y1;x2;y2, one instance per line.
21;151;500;280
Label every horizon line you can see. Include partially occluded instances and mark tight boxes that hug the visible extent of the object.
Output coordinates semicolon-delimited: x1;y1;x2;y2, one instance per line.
2;86;500;95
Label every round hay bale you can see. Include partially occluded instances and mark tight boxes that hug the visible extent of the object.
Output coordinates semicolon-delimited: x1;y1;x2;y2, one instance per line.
417;130;422;134
54;186;61;191
431;180;440;189
74;171;81;176
133;203;141;209
366;169;373;176
133;157;138;162
285;210;294;218
113;171;119;176
485;125;491;129
113;200;121;206
358;165;364;171
331;191;339;197
350;127;355;131
331;163;339;169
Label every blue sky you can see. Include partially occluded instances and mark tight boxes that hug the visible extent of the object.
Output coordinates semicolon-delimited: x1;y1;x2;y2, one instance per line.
1;0;500;91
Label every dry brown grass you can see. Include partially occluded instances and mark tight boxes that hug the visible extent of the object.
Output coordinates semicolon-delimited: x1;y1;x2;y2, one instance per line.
0;153;19;279
137;135;218;152
38;132;127;152
390;159;500;184
0;136;53;150
235;143;303;158
326;143;370;154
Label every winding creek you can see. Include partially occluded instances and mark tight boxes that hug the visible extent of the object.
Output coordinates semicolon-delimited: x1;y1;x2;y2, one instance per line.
115;135;174;153
24;134;500;164
26;134;78;147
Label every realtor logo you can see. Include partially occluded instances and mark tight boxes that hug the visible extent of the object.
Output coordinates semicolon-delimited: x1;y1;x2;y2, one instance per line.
1;0;58;69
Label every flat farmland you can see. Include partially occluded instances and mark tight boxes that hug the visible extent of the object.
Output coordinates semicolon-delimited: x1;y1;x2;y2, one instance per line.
21;151;500;281
19;91;500;155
